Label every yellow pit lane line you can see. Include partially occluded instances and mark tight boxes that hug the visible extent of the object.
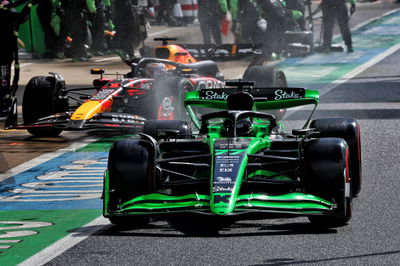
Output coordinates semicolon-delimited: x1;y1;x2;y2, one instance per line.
0;129;22;132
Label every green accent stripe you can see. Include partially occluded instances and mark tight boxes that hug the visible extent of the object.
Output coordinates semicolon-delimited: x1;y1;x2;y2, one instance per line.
108;192;334;214
0;210;100;265
235;201;332;210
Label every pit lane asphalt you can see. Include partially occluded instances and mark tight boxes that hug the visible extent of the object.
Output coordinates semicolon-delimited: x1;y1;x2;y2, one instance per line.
1;0;397;176
41;38;400;266
44;7;400;266
0;24;208;175
1;1;400;265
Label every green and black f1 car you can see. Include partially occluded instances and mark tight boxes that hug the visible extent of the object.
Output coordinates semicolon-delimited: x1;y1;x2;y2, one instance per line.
103;78;362;229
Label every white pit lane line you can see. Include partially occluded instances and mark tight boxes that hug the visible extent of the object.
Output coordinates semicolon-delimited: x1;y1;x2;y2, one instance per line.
318;42;400;97
0;138;98;182
18;216;111;266
284;42;400;118
16;10;400;266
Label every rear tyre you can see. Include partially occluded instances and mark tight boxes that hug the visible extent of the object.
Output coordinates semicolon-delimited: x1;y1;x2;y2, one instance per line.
303;137;352;227
310;118;362;196
149;76;193;121
23;76;68;137
143;120;192;141
243;66;288;87
107;139;155;227
242;66;288;120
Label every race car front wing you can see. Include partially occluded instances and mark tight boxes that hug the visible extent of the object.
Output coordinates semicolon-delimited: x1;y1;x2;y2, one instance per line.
11;112;146;131
104;192;336;218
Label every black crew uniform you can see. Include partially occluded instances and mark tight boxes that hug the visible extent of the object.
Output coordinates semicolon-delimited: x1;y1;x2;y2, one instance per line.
91;0;107;54
0;1;35;115
61;0;90;59
260;0;287;56
197;0;228;45
113;0;142;58
236;0;287;57
321;0;354;52
36;0;62;58
155;0;178;26
286;0;306;30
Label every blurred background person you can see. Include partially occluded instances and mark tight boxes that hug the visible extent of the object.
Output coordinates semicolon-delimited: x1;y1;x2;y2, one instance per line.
103;0;115;52
321;0;356;52
60;0;92;60
285;0;306;31
259;0;288;58
230;0;261;45
230;0;288;60
90;0;108;55
197;0;228;45
0;0;38;117
113;0;149;59
154;0;181;26
36;0;63;58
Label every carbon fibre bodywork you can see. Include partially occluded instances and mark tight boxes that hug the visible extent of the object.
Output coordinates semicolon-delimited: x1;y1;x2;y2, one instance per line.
6;43;262;135
103;85;356;223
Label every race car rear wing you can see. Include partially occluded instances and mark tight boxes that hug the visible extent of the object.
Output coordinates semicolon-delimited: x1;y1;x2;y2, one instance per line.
184;87;319;129
179;44;261;61
185;87;319;109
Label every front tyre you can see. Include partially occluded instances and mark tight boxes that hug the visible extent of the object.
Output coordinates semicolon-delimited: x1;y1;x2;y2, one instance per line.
303;137;352;227
106;139;155;227
23;76;68;137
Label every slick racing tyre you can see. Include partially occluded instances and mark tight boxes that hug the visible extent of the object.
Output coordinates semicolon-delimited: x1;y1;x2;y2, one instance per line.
23;76;68;137
150;76;194;121
310;118;362;196
303;137;352;227
143;120;192;141
242;66;287;120
243;66;288;87
107;139;155;226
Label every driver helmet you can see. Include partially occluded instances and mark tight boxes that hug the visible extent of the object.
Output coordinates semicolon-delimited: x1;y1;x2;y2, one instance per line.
145;63;166;78
222;118;253;137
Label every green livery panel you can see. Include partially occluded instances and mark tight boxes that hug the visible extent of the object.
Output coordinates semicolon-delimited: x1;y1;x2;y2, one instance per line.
103;85;353;223
104;192;334;216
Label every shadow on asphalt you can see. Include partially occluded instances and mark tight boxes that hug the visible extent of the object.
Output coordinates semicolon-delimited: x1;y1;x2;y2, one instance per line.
88;219;337;238
250;250;400;265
